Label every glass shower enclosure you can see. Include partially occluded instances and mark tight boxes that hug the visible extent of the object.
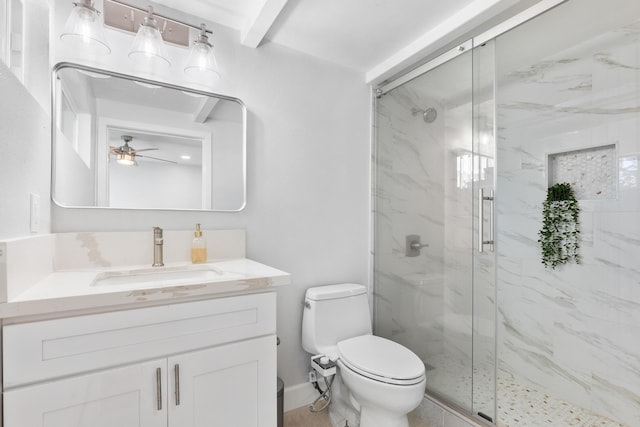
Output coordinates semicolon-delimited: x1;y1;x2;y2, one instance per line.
373;40;497;422
373;0;640;425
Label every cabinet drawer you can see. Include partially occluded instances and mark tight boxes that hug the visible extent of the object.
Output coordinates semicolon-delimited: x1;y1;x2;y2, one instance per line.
4;292;276;388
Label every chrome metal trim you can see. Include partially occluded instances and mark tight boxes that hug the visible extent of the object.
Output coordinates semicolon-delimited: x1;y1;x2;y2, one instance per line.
156;367;162;411
378;40;472;96
174;364;180;406
152;227;164;267
405;234;429;257
479;189;484;254
478;188;495;253
107;0;212;33
376;0;568;96
50;62;248;212
488;189;494;252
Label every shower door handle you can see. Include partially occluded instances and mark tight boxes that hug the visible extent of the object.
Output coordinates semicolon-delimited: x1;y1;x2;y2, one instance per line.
478;188;494;253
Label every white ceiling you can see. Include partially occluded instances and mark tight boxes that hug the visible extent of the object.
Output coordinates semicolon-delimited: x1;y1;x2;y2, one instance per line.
150;0;546;84
264;0;474;72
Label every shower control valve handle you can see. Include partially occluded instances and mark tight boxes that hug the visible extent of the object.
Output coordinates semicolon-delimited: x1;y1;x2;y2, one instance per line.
405;234;428;257
409;241;429;250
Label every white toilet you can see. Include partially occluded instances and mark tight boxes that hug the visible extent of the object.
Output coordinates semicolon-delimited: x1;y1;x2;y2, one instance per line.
302;283;426;427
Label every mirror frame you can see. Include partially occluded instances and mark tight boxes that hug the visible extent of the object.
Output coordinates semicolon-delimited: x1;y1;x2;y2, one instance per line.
51;62;247;212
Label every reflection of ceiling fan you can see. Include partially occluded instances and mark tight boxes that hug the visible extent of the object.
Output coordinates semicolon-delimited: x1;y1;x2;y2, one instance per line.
109;135;177;166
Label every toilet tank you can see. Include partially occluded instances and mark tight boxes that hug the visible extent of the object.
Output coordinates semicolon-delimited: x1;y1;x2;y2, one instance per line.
302;283;372;358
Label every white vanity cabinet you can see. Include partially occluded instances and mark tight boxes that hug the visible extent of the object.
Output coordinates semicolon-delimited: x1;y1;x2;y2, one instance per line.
168;336;273;426
2;292;277;427
5;358;168;427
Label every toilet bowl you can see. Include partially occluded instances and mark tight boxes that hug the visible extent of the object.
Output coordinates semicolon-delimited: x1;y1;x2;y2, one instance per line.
338;334;426;427
302;283;426;427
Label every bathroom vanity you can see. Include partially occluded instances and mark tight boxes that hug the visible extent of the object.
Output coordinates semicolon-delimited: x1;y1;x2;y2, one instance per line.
4;293;276;427
0;230;289;427
0;60;284;425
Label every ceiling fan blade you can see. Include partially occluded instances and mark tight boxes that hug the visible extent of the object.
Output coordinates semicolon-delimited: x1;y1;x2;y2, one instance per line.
136;154;178;164
109;146;121;154
131;147;159;153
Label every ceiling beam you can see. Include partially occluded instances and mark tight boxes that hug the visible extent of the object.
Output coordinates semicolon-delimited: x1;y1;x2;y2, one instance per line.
241;0;288;48
192;97;220;123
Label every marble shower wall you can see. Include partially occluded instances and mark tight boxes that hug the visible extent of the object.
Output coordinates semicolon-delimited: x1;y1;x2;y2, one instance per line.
374;50;476;410
495;7;640;426
374;84;447;360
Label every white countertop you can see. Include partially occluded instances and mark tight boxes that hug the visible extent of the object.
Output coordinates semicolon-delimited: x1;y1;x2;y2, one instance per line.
0;258;290;320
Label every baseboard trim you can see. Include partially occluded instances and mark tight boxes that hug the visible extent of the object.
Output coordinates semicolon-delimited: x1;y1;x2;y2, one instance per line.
283;381;318;412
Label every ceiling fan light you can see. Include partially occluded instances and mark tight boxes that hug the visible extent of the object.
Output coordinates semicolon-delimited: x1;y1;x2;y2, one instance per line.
128;7;171;70
184;24;220;83
116;153;137;166
60;0;111;55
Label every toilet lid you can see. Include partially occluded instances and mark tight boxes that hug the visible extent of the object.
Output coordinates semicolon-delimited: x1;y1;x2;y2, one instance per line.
337;335;425;385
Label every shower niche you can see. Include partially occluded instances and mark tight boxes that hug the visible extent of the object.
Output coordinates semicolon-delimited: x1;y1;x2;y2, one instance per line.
547;144;617;200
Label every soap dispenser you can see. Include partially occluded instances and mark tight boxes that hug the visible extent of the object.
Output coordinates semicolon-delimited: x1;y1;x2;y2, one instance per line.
191;224;207;263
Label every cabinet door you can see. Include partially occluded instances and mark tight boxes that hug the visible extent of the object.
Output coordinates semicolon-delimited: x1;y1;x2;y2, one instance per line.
168;335;277;427
4;359;167;427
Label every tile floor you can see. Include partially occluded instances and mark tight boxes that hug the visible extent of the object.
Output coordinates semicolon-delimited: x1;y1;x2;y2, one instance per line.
496;377;625;427
426;352;626;426
283;365;626;427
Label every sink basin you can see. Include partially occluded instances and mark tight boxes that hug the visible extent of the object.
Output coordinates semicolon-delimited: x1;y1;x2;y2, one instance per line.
92;264;228;287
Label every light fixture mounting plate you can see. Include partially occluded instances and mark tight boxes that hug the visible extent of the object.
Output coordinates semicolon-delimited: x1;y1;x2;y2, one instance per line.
104;0;190;47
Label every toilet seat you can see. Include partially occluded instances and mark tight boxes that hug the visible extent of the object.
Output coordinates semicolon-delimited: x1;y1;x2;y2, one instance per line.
337;335;425;386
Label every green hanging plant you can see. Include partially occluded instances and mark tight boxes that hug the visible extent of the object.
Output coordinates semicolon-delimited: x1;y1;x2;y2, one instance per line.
538;182;581;269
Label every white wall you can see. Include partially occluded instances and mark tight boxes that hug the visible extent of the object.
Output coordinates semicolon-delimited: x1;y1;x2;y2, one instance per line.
54;128;95;206
0;61;51;238
49;0;371;392
109;161;201;209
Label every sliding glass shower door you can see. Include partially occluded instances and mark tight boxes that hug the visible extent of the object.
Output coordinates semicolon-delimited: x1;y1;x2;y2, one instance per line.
373;42;496;421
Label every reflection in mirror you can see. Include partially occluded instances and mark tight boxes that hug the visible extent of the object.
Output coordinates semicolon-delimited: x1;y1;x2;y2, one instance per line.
52;63;246;211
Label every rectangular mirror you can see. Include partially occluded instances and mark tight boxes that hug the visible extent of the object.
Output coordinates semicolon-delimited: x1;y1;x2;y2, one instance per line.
52;63;246;211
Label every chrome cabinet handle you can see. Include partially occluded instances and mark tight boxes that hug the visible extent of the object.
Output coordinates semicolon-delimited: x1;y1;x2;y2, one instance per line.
174;364;181;406
478;188;495;253
156;367;162;411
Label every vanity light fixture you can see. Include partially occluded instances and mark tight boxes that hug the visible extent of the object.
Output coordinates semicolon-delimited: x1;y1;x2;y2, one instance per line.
128;6;171;69
184;24;220;82
65;0;222;81
60;0;111;55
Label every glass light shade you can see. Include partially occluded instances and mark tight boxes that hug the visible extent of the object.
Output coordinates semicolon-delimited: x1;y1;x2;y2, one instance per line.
116;153;137;166
60;1;111;55
129;23;171;69
184;41;220;81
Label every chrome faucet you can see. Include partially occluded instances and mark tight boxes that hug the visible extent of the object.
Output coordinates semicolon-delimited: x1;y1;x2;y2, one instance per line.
152;227;164;267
